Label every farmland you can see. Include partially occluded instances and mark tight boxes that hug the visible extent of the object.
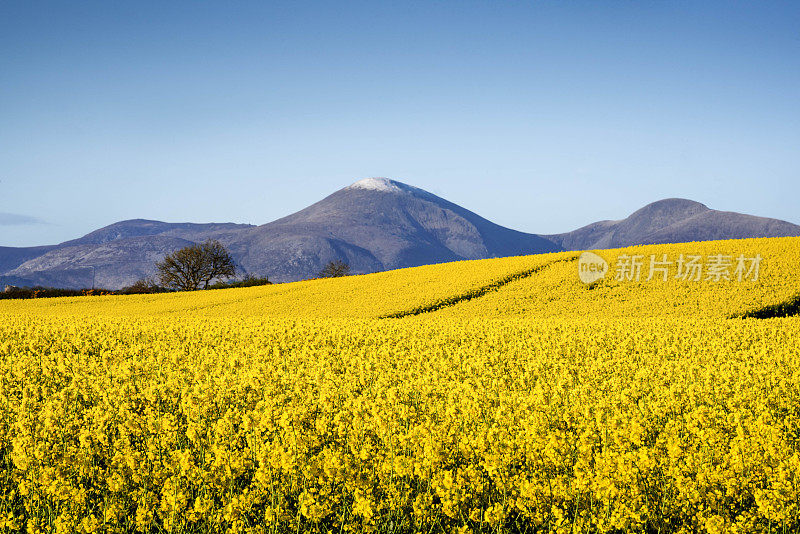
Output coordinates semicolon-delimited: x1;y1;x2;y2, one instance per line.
1;236;799;533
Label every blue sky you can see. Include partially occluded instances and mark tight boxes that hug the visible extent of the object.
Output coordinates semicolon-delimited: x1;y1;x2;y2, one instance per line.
1;1;798;247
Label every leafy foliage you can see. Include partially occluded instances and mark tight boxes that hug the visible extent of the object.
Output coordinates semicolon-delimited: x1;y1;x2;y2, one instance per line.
0;285;112;299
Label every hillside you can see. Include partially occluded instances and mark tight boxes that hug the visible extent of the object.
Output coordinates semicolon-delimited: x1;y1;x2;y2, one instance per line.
545;198;800;250
220;177;560;282
1;178;559;288
430;236;800;319
3;235;798;320
3;182;800;290
2;222;252;290
3;235;800;534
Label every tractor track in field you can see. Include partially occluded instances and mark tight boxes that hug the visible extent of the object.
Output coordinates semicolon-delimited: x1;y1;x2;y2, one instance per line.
380;254;579;319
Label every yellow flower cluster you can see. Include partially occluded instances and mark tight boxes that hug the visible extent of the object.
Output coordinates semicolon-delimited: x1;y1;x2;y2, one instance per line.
432;237;800;319
2;236;796;321
0;235;799;533
0;251;572;319
2;316;799;533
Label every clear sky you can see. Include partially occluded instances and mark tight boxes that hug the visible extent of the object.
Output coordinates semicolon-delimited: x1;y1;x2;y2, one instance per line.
1;1;798;247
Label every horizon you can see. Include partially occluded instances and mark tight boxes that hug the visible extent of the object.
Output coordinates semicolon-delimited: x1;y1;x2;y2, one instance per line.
6;175;800;248
2;1;799;247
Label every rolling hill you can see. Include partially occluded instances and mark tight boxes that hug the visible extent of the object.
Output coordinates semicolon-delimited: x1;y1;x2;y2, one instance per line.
1;178;560;288
2;235;800;534
544;198;800;250
4;235;798;320
2;180;798;289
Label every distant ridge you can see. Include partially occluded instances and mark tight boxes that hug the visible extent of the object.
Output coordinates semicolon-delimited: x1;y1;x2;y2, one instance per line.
2;181;798;289
0;178;558;288
544;198;800;251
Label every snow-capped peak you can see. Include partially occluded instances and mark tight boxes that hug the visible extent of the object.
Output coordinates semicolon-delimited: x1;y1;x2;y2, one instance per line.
347;177;405;193
344;177;440;202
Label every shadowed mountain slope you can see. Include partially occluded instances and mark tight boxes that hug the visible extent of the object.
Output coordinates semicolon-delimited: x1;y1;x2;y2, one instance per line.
2;185;798;289
224;178;561;282
1;179;559;288
545;198;800;250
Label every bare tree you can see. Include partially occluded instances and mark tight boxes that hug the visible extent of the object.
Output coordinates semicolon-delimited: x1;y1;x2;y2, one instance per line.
200;239;237;289
318;259;351;278
157;239;236;291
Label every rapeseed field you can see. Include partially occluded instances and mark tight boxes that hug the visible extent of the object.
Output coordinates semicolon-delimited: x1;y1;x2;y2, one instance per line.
1;236;798;533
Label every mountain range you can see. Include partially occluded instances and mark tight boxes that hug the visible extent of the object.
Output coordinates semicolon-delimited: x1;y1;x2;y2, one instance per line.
3;178;798;289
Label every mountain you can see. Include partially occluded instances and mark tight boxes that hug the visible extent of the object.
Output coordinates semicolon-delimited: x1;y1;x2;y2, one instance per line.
223;178;560;282
544;198;800;251
2;184;798;290
61;220;253;246
0;245;57;274
2;222;253;290
0;178;559;288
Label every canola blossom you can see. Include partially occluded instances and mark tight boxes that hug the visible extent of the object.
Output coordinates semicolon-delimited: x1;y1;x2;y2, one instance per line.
2;237;796;321
430;237;800;319
0;252;573;320
1;236;799;533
